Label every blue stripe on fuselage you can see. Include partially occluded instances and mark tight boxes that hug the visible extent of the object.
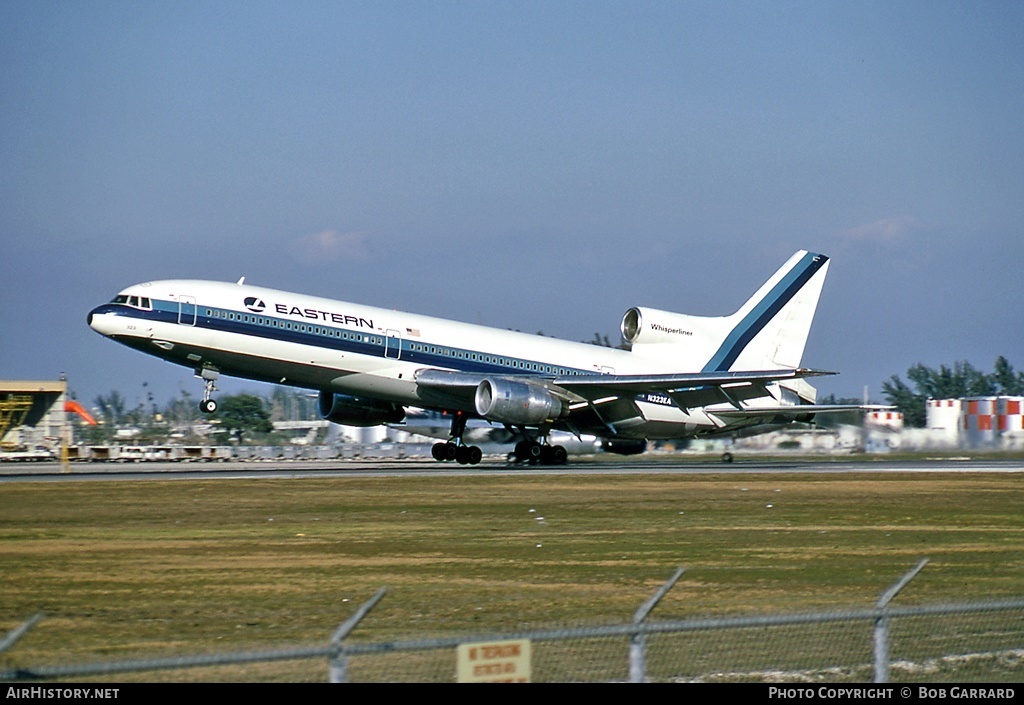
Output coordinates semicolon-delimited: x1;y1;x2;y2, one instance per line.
702;252;827;372
97;300;595;380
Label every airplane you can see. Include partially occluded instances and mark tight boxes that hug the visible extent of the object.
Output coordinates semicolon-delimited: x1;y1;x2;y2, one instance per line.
88;250;875;465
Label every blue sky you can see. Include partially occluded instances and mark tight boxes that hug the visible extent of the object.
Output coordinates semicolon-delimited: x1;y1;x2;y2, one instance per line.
2;1;1022;410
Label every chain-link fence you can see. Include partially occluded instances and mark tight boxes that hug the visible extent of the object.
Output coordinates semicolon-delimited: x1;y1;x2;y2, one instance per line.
4;569;1024;683
332;601;1024;683
4;601;1024;683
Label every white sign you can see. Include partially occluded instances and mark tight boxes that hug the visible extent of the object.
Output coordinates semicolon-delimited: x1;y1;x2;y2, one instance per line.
457;639;531;683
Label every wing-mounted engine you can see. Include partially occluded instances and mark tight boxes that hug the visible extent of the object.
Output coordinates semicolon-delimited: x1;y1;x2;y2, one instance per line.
474;377;568;425
318;391;405;427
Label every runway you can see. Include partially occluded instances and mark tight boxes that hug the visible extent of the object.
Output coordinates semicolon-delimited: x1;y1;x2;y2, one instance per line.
2;455;1022;483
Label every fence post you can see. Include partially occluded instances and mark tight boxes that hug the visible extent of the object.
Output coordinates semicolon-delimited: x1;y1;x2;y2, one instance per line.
873;559;928;683
630;567;685;683
328;588;387;683
0;614;43;656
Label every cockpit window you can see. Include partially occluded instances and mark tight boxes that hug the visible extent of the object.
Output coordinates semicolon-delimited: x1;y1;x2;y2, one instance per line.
111;294;153;310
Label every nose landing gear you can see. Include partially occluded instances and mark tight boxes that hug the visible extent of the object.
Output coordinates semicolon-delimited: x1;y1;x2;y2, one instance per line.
196;367;220;414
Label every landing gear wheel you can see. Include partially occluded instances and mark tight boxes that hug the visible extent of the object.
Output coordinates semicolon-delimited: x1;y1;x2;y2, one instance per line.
197;368;220;416
433;442;482;464
431;442;448;461
549;445;568;465
721;451;734;464
514;441;543;463
442;442;458;461
513;441;531;461
538;444;568;465
540;445;555;465
455;445;483;465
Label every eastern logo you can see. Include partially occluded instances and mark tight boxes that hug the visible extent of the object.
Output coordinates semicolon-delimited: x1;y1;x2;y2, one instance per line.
244;297;266;313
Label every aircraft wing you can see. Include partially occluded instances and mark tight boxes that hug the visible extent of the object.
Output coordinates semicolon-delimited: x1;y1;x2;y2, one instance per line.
415;367;837;411
554;368;835;406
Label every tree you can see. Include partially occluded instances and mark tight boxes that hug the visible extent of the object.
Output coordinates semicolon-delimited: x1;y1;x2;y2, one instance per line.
904;360;995;399
881;374;927;428
94;390;126;426
883;358;1021;428
214;394;273;443
584;331;630;350
993;356;1024;396
165;388;199;427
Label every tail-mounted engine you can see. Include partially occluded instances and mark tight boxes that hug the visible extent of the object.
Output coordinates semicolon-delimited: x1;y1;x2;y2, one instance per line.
474;377;568;425
621;306;726;346
318;391;405;427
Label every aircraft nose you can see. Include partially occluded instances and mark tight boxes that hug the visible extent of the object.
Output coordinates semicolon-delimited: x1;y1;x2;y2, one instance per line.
87;306;103;330
87;304;117;335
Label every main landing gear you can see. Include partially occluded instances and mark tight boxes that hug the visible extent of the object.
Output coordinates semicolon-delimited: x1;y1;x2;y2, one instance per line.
431;410;483;465
197;368;219;414
431;441;483;465
508;439;568;465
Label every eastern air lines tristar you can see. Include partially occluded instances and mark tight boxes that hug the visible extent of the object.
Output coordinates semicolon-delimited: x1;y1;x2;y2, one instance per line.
88;250;866;465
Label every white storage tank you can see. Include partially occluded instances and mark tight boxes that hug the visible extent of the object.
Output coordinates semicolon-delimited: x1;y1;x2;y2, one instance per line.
866;410;904;430
926;398;962;445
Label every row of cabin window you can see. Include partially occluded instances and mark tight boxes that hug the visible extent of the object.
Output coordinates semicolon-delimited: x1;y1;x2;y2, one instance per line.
205;309;382;344
202;308;582;376
407;342;577;376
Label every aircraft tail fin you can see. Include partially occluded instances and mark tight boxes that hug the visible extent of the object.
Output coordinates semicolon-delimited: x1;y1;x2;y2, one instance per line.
622;251;830;373
706;250;829;371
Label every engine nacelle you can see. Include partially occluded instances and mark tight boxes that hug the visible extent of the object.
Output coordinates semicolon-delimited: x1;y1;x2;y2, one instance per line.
474;377;567;425
620;306;728;346
600;439;649;456
318;391;405;427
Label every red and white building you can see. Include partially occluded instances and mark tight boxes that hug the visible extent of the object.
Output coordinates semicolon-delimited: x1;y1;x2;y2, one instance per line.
927;396;1024;449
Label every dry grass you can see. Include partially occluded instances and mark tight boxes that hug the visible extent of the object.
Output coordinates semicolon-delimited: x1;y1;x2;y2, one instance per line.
2;471;1024;680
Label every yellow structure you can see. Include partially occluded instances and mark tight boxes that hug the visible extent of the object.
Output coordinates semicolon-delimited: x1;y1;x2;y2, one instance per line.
0;380;68;456
0;395;33;451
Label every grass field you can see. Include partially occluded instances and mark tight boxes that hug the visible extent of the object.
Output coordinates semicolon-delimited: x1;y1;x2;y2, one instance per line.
3;468;1024;680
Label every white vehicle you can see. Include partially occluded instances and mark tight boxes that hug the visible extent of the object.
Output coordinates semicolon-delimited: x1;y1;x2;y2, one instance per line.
88;250;868;465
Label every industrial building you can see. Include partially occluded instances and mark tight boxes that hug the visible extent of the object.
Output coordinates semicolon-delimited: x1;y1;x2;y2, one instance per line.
0;380;72;459
926;396;1024;449
702;397;1024;455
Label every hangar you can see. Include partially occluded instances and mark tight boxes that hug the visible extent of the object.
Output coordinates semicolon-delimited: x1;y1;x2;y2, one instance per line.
0;380;79;459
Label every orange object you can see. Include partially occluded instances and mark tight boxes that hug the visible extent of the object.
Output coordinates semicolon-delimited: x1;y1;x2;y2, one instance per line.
65;400;98;425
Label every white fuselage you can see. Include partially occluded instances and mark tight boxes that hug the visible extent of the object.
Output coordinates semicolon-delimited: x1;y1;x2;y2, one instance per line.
87;278;803;440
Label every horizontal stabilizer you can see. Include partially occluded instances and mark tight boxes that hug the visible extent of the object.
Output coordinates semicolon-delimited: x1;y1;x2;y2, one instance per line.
710;404;895;418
